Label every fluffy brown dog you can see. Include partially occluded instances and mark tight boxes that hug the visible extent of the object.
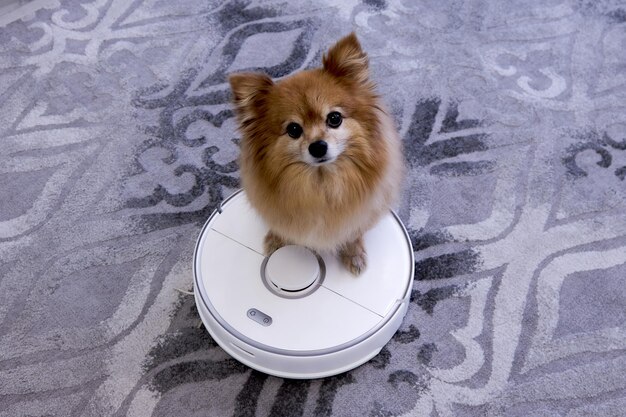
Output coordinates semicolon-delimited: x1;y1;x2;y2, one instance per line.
229;33;403;275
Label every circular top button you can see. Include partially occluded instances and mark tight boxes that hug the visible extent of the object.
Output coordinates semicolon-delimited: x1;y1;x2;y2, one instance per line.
265;245;319;292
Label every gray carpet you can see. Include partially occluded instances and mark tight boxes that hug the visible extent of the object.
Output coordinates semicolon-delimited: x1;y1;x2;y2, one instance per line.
2;0;626;416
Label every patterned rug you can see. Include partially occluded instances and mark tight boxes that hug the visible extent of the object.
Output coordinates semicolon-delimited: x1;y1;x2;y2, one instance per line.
2;0;626;416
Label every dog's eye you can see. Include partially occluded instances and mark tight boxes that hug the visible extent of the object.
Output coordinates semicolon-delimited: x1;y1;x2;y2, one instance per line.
326;111;342;128
286;122;303;139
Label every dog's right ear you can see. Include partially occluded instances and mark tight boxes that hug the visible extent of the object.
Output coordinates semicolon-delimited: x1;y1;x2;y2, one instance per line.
229;73;274;116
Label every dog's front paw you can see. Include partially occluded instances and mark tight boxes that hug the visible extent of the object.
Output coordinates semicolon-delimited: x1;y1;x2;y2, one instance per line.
339;237;367;275
264;231;287;256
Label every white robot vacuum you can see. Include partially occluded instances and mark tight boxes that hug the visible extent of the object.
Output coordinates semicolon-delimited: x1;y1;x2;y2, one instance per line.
193;189;414;379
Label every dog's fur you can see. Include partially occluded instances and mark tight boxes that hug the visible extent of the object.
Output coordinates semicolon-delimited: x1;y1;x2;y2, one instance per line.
229;33;404;274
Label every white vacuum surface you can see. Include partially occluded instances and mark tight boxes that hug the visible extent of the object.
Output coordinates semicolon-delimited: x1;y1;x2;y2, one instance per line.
194;190;414;379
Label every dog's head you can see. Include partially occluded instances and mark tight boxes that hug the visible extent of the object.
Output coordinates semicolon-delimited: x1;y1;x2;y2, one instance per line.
229;33;385;180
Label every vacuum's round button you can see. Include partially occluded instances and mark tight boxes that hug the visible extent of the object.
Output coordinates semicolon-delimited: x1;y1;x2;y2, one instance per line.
266;245;319;292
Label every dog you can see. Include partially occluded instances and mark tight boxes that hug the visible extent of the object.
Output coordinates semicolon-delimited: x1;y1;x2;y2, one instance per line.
228;32;404;275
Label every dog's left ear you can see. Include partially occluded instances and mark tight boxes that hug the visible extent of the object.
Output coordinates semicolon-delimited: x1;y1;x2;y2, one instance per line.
323;32;369;84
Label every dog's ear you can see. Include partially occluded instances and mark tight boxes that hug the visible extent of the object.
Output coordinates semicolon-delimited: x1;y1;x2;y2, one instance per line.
323;32;369;84
229;73;274;118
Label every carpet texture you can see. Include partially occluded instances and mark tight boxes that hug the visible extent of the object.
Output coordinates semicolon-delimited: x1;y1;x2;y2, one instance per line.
1;0;626;416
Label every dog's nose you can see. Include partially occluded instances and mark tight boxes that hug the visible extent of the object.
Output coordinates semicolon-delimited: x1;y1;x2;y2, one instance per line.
308;140;328;158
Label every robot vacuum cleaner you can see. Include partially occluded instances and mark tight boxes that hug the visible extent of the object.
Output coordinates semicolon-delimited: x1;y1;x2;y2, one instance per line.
193;189;414;379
